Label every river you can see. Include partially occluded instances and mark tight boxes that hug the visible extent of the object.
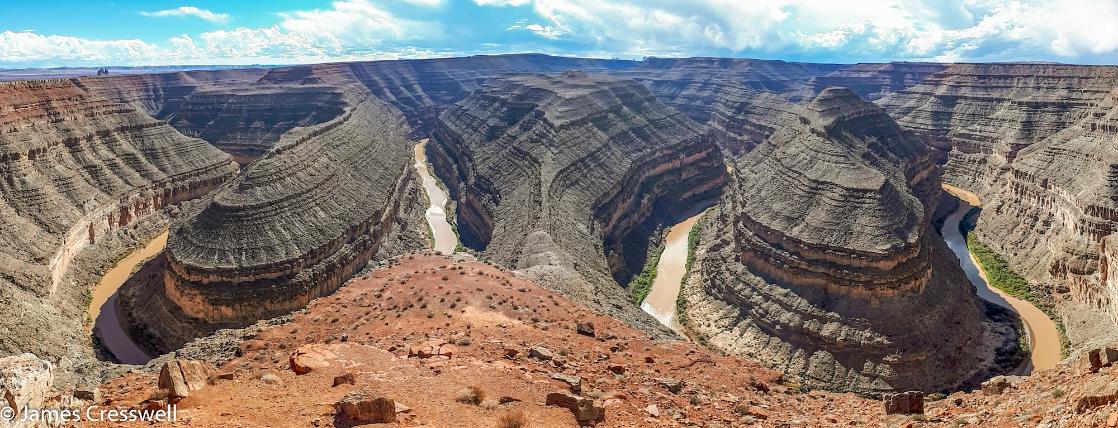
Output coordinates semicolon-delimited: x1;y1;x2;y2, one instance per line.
414;140;457;254
940;184;1060;372
640;212;703;333
90;231;165;365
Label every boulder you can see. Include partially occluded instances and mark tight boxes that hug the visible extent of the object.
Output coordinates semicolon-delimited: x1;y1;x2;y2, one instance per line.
1081;346;1118;374
290;344;337;374
335;391;396;424
883;391;924;415
1074;377;1118;413
551;373;583;394
546;392;605;426
980;376;1024;396
658;378;684;394
0;354;53;422
576;322;596;337
157;359;211;399
332;372;356;387
1081;348;1104;374
529;346;554;362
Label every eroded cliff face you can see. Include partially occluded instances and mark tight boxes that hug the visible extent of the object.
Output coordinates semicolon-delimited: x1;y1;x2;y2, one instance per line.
0;77;238;378
680;88;1018;394
804;62;948;101
612;58;839;155
157;94;425;330
0;78;238;297
429;72;726;334
164;86;347;164
879;65;1118;351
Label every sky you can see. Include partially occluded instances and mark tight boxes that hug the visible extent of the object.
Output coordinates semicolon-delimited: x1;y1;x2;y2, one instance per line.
1;0;1117;68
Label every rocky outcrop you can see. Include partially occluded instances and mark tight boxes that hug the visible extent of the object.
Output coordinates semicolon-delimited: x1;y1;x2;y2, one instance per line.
77;69;268;118
613;58;839;155
0;78;238;298
430;72;726;334
157;359;211;399
253;54;635;134
805;62;947;101
680;88;1018;393
880;64;1118;351
157;94;422;329
164;86;346;164
0;354;53;424
879;63;1118;168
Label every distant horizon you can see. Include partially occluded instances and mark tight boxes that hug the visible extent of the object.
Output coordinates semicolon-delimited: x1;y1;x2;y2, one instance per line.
0;52;1106;73
3;1;1117;68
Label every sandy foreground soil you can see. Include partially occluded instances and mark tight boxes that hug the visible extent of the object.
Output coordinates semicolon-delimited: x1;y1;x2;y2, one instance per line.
90;253;893;427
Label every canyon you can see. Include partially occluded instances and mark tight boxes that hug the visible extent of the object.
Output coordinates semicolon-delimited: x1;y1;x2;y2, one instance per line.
1;54;1117;426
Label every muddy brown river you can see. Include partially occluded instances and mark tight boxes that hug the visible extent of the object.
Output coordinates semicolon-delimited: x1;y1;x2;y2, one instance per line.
414;140;457;254
941;184;1060;372
640;212;703;333
90;231;165;364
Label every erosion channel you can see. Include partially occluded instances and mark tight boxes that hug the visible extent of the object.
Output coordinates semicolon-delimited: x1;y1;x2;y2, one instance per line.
941;185;1061;372
90;231;166;365
640;212;703;334
415;139;457;254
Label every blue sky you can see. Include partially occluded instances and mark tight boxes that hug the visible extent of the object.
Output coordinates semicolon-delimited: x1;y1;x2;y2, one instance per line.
1;0;1116;67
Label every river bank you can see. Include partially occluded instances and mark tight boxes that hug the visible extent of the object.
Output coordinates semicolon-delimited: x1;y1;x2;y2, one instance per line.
640;212;704;333
414;140;457;254
90;231;166;365
941;185;1060;372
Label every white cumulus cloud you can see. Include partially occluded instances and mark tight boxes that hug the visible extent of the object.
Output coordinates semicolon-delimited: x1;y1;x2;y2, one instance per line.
3;0;1118;66
140;6;229;23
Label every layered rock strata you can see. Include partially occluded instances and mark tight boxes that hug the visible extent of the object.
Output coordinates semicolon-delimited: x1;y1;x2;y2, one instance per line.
804;62;948;101
681;88;1018;393
0;78;238;297
879;65;1118;350
429;72;726;333
160;94;424;327
164;86;346;164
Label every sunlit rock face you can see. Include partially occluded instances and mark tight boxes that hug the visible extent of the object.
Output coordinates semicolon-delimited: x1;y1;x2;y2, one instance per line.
682;88;1016;394
163;95;422;325
0;78;237;297
429;72;727;335
880;64;1118;350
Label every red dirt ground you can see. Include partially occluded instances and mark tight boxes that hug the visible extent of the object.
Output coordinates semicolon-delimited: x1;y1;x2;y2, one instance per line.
92;253;892;427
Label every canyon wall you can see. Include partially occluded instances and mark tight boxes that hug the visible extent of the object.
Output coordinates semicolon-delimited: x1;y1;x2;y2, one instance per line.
0;77;238;377
804;62;948;101
680;88;1019;393
429;72;727;333
0;78;238;297
159;94;424;327
878;65;1118;350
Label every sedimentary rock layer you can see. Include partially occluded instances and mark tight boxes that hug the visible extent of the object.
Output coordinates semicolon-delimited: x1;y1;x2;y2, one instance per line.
164;86;346;164
804;62;948;101
879;64;1118;350
0;78;238;297
681;88;1016;393
163;94;421;325
429;72;726;333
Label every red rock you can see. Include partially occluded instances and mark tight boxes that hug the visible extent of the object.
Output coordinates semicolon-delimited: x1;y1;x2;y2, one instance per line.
546;391;605;425
335;391;395;424
158;360;211;399
290;344;337;374
332;372;356;387
883;391;923;415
